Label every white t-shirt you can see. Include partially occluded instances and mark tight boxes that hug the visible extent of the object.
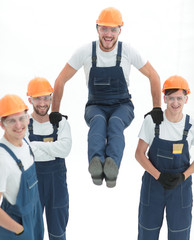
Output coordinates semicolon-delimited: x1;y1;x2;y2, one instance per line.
25;116;72;162
0;137;34;205
68;40;147;86
138;113;194;150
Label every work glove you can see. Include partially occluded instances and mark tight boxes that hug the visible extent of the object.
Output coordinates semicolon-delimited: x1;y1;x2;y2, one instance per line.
144;107;163;124
49;112;68;128
158;172;185;190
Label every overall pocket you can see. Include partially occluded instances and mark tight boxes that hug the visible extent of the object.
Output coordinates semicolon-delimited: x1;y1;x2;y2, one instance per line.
53;169;69;208
157;149;174;171
181;176;193;208
140;172;152;206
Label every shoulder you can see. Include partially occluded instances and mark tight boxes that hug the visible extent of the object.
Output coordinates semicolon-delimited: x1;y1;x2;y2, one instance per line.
188;115;194;125
59;116;71;129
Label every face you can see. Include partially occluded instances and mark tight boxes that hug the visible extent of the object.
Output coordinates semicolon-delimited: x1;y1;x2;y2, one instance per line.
164;89;188;117
97;25;121;52
29;95;51;116
1;111;29;146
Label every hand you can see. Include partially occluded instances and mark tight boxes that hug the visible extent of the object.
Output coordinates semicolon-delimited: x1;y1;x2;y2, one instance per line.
158;172;185;190
15;226;24;235
144;107;163;124
49;112;68;127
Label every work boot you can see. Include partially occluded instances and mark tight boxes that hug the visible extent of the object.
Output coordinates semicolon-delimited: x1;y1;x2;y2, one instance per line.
88;156;103;185
104;157;119;188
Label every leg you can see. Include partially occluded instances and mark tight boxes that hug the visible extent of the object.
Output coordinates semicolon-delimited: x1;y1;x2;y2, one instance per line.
46;166;69;240
166;178;192;240
106;101;134;167
84;105;107;163
103;102;134;187
138;173;165;240
85;105;107;185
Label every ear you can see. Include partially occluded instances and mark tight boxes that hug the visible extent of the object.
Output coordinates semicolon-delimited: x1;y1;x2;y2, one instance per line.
27;114;30;125
0;120;5;131
185;95;188;104
97;25;100;34
163;95;167;104
28;97;32;104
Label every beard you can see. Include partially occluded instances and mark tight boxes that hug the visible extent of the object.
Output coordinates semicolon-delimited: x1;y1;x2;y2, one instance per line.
99;37;117;52
33;105;50;116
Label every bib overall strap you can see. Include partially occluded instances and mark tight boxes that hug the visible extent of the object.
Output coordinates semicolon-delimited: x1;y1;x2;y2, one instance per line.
28;118;33;135
0;143;24;171
182;114;192;141
154;124;160;138
28;118;58;140
52;124;58;138
116;41;122;66
92;41;97;67
23;138;35;159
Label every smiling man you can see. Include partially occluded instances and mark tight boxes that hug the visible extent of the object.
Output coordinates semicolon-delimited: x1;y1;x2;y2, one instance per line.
135;76;194;239
50;7;162;188
26;77;72;240
0;94;44;239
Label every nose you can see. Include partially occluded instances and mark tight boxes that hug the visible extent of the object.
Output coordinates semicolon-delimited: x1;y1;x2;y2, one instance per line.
173;98;179;105
104;29;113;35
15;119;22;128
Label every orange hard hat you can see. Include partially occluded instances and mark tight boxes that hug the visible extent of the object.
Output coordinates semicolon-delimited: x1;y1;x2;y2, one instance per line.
162;75;190;94
0;94;29;117
27;77;53;97
96;7;124;27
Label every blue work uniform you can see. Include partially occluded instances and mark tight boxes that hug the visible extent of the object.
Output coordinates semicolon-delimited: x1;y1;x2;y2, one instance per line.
0;140;44;240
138;115;193;240
28;118;69;240
84;41;134;167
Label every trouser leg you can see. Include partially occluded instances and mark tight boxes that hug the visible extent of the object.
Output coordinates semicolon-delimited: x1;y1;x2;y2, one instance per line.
85;105;107;163
166;178;192;240
138;173;165;240
106;102;134;167
45;168;69;240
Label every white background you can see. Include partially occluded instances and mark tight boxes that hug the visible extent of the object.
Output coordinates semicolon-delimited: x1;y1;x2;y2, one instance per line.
0;0;194;239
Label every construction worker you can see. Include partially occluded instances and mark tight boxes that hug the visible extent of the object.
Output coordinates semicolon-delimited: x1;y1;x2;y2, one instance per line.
50;7;162;188
26;77;72;240
0;94;44;239
135;76;194;239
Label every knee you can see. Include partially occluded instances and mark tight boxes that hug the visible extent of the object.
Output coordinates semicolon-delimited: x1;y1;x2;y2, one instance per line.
109;116;125;128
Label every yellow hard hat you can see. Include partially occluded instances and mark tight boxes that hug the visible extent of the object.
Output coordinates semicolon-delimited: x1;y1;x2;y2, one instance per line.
0;94;28;117
96;7;124;27
27;77;53;97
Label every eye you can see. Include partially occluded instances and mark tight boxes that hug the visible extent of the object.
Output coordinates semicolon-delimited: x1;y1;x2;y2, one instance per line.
177;97;183;101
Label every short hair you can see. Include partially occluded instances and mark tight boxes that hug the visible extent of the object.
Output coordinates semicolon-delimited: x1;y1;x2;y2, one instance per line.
164;89;187;96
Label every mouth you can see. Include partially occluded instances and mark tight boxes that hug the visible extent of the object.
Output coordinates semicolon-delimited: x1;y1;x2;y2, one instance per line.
14;128;25;134
103;37;113;43
171;105;180;110
38;106;48;111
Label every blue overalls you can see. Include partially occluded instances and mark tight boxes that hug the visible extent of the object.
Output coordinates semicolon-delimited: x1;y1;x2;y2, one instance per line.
28;118;69;240
84;41;134;167
138;115;193;240
0;139;44;240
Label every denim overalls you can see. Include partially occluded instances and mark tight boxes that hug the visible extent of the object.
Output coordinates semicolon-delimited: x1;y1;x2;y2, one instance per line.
84;41;134;167
28;118;69;240
0;139;44;239
138;115;193;240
